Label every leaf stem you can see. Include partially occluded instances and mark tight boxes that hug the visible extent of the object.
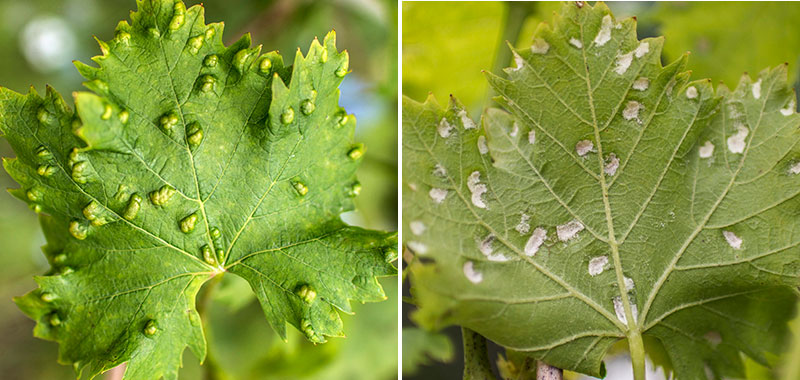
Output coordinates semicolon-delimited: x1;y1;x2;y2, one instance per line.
486;2;536;108
197;274;224;380
627;330;646;380
462;327;496;380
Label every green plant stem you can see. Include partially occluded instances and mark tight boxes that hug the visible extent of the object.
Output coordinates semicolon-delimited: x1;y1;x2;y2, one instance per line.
462;327;495;380
198;273;224;380
628;330;646;380
485;2;536;108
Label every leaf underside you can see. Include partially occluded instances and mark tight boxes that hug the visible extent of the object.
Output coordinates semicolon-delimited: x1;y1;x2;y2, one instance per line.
0;1;396;379
403;2;800;379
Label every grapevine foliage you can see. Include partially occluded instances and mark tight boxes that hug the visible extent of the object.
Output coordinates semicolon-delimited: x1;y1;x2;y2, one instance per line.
403;2;799;378
0;0;396;379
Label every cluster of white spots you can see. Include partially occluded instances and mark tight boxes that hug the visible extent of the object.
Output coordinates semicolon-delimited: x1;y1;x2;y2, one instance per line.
576;140;594;156
478;234;509;262
704;331;722;347
528;130;536;145
467;171;488;209
781;98;796;116
438;118;454;138
531;38;549;54
410;221;426;235
433;164;447;177
557;220;584;241
594;15;613;46
613;296;638;325
632;77;649;91
685;86;698;99
524;227;547;256
722;230;743;250
624;276;635;291
613;52;633;75
588;256;608;276
604;153;620;176
569;37;583;49
459;109;477;129
463;261;483;283
512;51;525;72
510;122;519;137
751;79;762;99
407;241;428;254
515;213;531;234
477;136;488;155
699;141;715;158
622;101;643;122
789;162;800;175
726;123;749;154
429;188;448;203
634;41;649;58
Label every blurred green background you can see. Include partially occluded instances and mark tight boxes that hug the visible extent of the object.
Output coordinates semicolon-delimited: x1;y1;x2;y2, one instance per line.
402;2;800;379
0;0;398;379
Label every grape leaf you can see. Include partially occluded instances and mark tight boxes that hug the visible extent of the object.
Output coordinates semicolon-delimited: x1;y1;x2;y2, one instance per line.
0;1;396;379
403;2;800;378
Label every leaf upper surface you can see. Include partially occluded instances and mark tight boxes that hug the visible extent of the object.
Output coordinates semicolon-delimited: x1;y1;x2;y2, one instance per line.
403;2;800;378
1;1;396;379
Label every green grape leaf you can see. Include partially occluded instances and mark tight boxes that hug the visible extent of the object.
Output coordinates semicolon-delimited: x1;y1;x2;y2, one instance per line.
403;2;800;378
0;1;396;379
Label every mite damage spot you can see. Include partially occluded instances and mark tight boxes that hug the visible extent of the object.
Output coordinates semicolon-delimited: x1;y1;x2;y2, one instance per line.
528;130;536;145
789;162;800;175
477;136;488;155
557;220;584;241
408;183;418;192
438;118;454;138
632;77;649;91
604;153;619;176
576;140;594;156
704;331;722;347
594;15;613;46
726;123;749;154
622;101;642;122
478;233;509;262
722;230;743;250
463;261;483;284
410;221;426;235
429;188;448;203
624;276;635;291
569;38;583;49
634;41;649;58
510;122;519;137
524;227;547;256
467;171;488;209
433;164;447;177
781;98;796;116
686;86;698;99
515;213;531;234
699;141;714;158
613;296;638;325
458;109;477;129
752;79;762;99
512;50;524;72
588;256;608;276
407;241;428;255
531;38;549;54
614;52;633;75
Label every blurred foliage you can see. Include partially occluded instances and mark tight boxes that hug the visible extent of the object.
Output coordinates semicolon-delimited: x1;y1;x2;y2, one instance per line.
402;1;800;379
0;0;397;378
401;327;454;376
655;2;800;88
